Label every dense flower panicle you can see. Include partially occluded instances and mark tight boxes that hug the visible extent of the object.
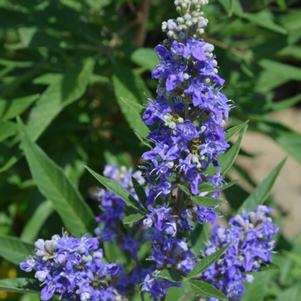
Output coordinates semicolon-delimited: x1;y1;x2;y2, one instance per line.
201;206;279;300
19;1;280;301
142;21;231;205
141;0;232;297
20;235;122;301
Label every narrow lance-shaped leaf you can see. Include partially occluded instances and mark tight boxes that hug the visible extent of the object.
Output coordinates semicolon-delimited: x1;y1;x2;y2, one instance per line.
0;121;17;143
220;124;248;175
21;200;53;243
0;59;95;173
0;235;33;264
131;48;159;71
178;184;221;207
239;158;286;213
188;245;229;278
132;177;147;204
226;121;249;140
85;166;144;212
112;63;150;144
123;213;144;225
158;269;183;282
190;223;210;255
27;58;95;141
0;94;39;122
0;278;40;294
18;119;95;236
242;271;272;301
189;280;228;301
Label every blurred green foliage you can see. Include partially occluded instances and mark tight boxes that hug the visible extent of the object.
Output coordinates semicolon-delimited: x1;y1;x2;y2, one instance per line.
0;0;300;300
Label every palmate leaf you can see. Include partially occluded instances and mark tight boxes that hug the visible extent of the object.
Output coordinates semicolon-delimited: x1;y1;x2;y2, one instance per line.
189;280;228;301
0;235;33;264
19;120;95;236
0;278;40;294
85;166;144;212
238;158;286;213
187;245;229;278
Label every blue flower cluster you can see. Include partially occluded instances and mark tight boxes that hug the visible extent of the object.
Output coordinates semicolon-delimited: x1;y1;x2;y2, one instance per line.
140;1;231;297
20;235;122;301
142;39;230;204
202;206;279;300
19;1;279;301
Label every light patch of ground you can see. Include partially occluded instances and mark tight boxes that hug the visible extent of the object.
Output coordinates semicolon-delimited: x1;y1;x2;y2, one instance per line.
237;109;301;238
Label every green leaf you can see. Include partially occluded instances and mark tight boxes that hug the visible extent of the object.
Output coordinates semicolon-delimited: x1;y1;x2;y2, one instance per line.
218;0;243;16
226;121;249;140
190;223;210;254
103;241;127;264
0;59;95;173
276;0;286;9
256;60;301;92
26;58;95;141
21;200;53;243
0;278;40;294
242;271;272;301
0;121;17;142
178;184;221;207
191;196;221;207
276;286;300;301
19;120;95;236
0;235;33;264
85;166;143;212
158;269;183;282
256;118;301;163
131;48;159;71
132;177;147;203
112;63;150;143
239;158;286;213
219;123;248;175
242;11;287;34
188;245;229;278
123;213;144;224
189;280;228;300
276;133;301;164
272;93;301;111
0;94;38;121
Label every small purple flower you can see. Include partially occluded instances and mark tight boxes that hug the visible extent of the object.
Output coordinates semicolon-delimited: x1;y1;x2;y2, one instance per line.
201;206;278;299
20;235;123;301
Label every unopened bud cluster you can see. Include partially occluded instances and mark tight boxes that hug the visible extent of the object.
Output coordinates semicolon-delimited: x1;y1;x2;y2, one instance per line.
162;0;209;40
